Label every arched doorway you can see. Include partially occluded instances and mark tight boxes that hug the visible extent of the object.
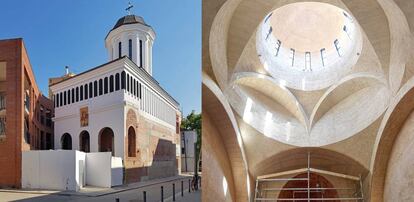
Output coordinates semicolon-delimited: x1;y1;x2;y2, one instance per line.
128;126;136;157
79;131;90;152
278;173;339;201
99;127;114;156
61;133;72;150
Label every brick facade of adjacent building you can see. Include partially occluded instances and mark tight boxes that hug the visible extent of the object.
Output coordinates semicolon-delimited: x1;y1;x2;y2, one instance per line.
0;38;54;188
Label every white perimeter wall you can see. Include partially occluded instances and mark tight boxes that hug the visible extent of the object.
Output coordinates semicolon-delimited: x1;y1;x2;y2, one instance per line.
22;151;122;191
22;150;82;191
111;157;123;186
86;152;112;188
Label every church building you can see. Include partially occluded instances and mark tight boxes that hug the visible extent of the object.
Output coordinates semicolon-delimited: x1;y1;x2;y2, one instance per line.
50;14;181;183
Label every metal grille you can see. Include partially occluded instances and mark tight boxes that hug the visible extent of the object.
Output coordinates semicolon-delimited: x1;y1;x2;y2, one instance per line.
254;153;364;201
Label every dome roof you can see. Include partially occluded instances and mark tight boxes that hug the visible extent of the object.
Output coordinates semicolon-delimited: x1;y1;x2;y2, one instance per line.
111;15;150;30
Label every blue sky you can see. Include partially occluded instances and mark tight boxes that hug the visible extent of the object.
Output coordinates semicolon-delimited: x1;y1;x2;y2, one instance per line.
0;0;200;116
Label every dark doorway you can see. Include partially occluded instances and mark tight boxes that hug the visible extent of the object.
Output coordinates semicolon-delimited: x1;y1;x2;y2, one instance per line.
79;131;90;152
99;127;114;156
61;133;72;150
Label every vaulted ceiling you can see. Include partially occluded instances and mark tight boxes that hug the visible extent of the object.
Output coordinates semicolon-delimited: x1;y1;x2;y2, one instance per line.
203;0;414;201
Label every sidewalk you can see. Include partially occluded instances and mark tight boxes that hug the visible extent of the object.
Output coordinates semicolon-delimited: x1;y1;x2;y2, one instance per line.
0;175;200;202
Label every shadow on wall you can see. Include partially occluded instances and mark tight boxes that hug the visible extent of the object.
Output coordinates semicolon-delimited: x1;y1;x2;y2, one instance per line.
125;138;178;184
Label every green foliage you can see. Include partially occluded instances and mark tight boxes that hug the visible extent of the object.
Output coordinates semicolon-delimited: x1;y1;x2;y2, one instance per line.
181;110;201;136
181;110;202;174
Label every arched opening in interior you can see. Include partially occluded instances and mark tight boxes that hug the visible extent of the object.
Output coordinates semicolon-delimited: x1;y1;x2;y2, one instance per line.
253;148;368;201
79;130;90;153
371;84;414;201
278;173;338;200
61;133;72;150
128;126;136;157
99;127;114;156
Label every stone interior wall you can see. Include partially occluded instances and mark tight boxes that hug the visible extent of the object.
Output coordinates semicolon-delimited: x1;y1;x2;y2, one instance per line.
202;113;235;202
384;111;414;202
124;108;178;183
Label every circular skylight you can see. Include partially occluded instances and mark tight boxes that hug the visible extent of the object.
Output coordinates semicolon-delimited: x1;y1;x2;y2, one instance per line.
256;2;362;91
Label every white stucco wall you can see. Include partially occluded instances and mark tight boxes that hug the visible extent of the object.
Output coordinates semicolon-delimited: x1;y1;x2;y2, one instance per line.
54;89;125;158
22;150;81;191
85;152;112;188
52;59;179;160
111;157;123;186
22;151;120;191
105;23;155;75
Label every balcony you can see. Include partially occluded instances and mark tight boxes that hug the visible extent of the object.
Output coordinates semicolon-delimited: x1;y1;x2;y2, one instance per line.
24;93;30;116
0;117;5;138
0;94;5;116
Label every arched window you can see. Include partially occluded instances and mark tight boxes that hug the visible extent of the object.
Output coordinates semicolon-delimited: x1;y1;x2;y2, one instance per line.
115;73;120;90
64;91;67;105
275;39;281;56
99;79;103;95
128;39;132;59
94;81;98;97
76;87;79;102
89;82;93;98
109;75;114;92
118;42;122;58
334;39;342;56
130;77;134;95
264;12;272;23
127;74;130;92
56;94;60;107
128;126;136;157
139;40;143;67
320;48;327;67
59;92;63;106
134;79;137;97
132;78;137;97
104;77;108;94
305;52;311;71
136;81;139;98
289;48;295;67
84;84;88;99
61;133;72;150
71;88;75;103
80;85;84;101
266;26;273;40
121;71;126;89
139;83;142;99
67;89;71;104
79;131;90;153
99;127;115;156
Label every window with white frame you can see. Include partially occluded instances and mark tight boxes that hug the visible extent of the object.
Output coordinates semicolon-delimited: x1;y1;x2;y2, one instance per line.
334;39;342;56
266;27;273;40
274;39;281;56
289;48;295;67
305;52;311;71
320;48;327;67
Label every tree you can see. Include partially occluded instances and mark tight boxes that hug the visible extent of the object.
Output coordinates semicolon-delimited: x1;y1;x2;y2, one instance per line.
181;110;201;179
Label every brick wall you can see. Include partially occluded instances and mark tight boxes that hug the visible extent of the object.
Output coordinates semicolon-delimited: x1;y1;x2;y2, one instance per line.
124;108;179;183
0;38;53;188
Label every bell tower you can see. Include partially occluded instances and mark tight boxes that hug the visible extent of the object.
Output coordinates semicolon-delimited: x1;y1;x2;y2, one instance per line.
105;4;155;75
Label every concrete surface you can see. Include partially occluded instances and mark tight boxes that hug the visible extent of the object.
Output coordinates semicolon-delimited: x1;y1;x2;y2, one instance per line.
0;175;201;202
